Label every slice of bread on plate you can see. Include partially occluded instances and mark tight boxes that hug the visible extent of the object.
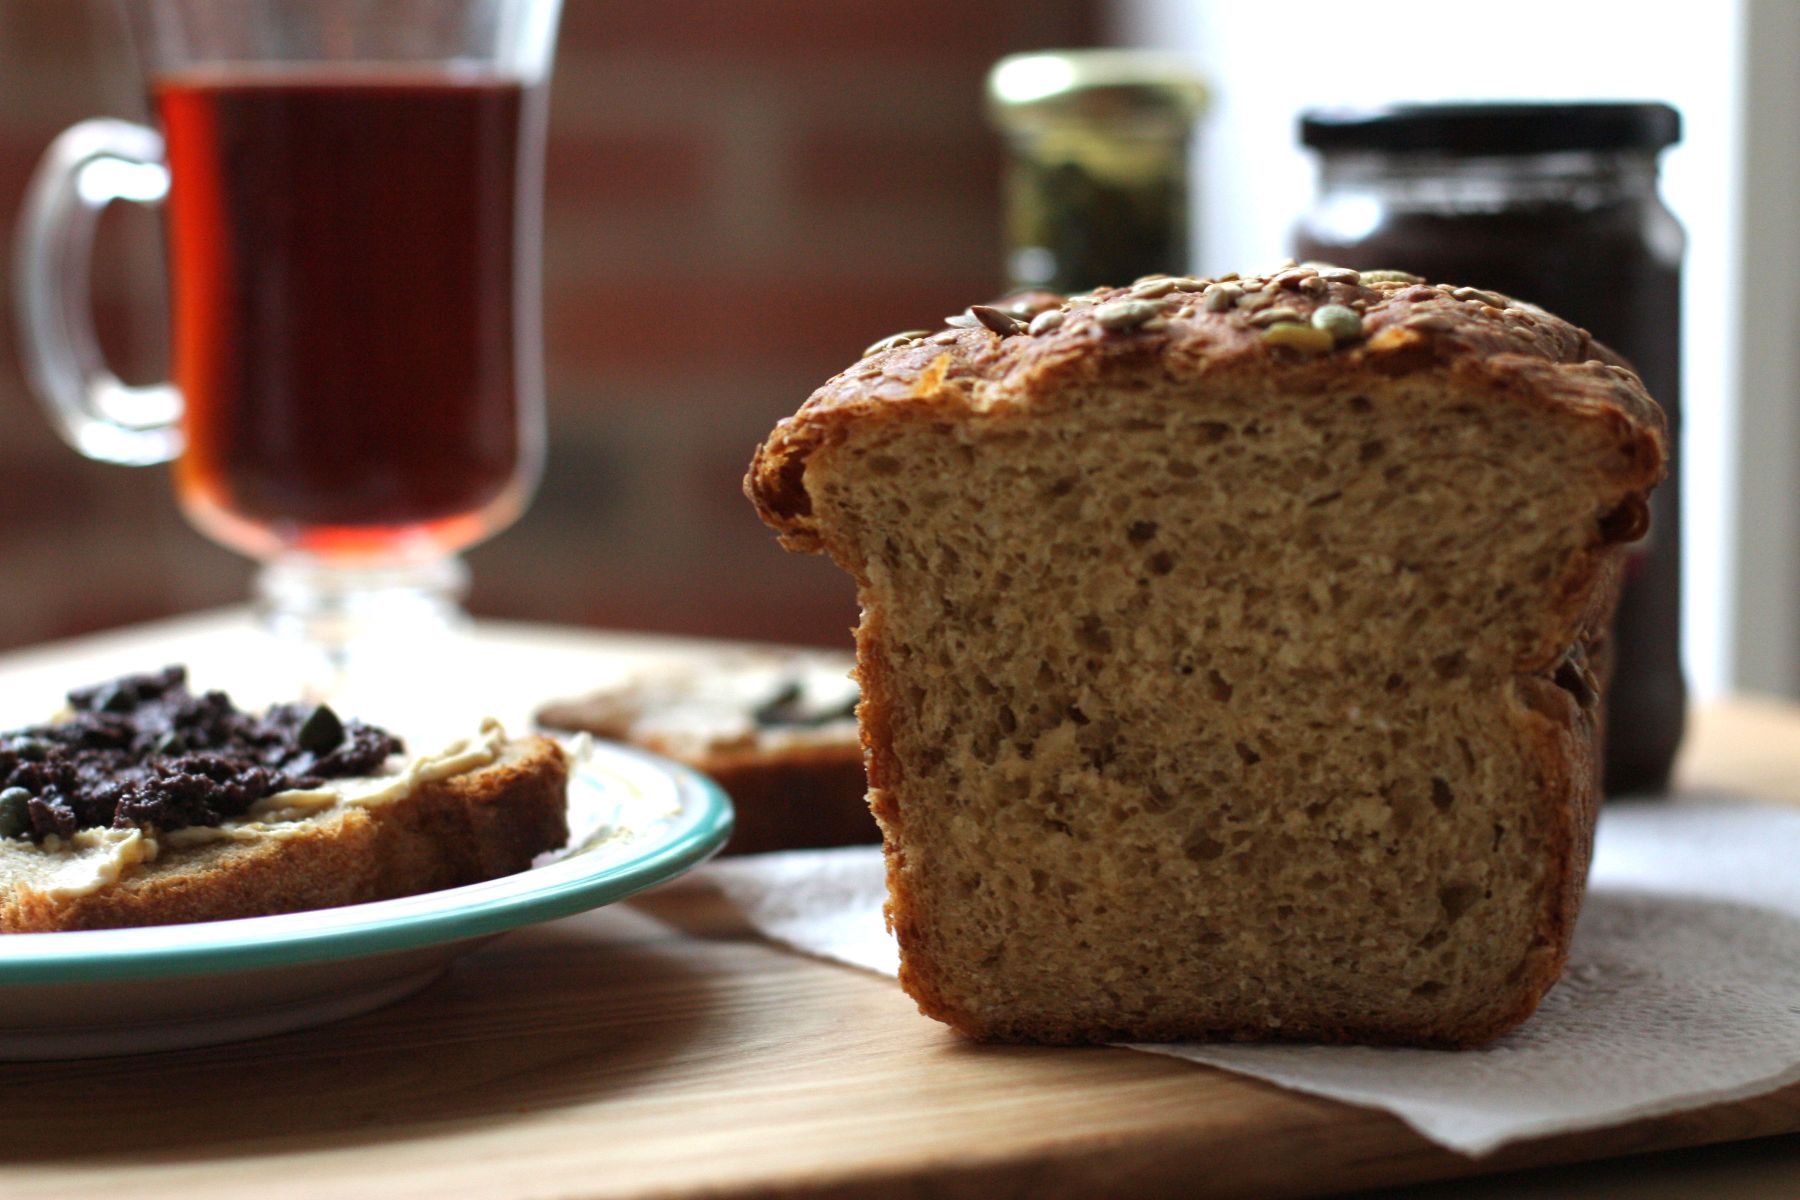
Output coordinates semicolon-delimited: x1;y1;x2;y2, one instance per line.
0;668;568;932
536;650;874;855
747;266;1666;1047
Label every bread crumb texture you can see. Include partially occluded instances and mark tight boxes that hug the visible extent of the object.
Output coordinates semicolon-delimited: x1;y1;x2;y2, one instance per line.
748;268;1665;1046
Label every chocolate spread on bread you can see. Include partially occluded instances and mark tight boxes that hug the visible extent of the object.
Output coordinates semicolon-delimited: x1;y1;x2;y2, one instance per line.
0;667;402;843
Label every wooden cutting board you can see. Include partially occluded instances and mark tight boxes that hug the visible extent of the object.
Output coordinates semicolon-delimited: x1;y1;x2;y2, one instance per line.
1;614;1798;1199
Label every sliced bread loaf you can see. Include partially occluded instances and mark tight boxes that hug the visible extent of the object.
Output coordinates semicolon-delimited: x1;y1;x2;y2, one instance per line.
747;268;1665;1046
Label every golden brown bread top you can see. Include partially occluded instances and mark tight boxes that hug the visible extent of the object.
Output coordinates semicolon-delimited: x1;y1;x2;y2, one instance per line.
747;263;1669;553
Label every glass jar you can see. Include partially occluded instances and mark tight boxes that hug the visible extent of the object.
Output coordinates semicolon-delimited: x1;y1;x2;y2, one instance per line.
1294;103;1685;795
986;50;1207;293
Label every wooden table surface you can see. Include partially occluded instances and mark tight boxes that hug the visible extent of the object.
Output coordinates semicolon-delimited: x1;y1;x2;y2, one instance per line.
1;611;1798;1200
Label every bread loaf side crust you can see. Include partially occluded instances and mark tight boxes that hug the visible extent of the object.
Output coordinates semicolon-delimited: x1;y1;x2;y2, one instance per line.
748;268;1665;1048
0;736;569;933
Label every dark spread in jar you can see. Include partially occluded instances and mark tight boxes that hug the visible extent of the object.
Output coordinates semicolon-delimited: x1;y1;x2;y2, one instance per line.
0;667;402;843
1294;103;1686;794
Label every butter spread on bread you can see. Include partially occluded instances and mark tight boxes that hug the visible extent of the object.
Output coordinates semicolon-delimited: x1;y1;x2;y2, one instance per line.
0;671;568;931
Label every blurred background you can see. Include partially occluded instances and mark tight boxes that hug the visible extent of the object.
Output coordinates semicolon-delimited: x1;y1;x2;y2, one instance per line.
0;0;1795;705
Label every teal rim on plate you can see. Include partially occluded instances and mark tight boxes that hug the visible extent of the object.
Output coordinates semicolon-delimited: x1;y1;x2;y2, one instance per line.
0;741;733;985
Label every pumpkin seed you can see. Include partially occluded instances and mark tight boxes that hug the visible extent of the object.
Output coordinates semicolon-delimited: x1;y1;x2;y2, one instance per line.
1310;304;1363;343
1359;269;1423;284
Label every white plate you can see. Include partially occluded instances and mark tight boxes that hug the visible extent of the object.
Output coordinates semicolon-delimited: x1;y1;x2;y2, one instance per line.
0;740;732;1060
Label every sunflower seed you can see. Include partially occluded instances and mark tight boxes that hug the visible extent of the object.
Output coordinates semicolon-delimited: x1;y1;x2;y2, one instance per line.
1093;299;1168;331
1405;314;1453;332
1200;283;1242;312
1261;322;1336;353
1129;278;1181;299
1360;269;1423;285
1451;286;1509;307
1317;266;1362;284
1249;306;1305;326
970;304;1026;335
1236;290;1277;312
862;329;931;357
945;311;982;329
1028;309;1065;335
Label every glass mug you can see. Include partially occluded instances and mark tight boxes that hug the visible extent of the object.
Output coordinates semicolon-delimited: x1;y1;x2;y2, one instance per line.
15;0;562;707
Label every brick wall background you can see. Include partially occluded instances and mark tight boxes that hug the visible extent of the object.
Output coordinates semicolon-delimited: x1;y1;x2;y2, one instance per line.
0;0;1100;653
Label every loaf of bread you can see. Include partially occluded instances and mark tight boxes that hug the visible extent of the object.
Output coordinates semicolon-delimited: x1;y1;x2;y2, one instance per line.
0;669;569;932
536;651;874;856
746;265;1666;1046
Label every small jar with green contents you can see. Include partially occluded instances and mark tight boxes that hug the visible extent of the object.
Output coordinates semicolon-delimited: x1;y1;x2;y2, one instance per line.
986;51;1208;294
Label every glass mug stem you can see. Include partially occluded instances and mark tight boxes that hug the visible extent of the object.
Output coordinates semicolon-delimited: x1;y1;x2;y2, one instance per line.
256;557;471;712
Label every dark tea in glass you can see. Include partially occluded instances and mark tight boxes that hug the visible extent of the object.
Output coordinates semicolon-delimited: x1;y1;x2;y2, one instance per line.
157;71;536;562
16;0;561;706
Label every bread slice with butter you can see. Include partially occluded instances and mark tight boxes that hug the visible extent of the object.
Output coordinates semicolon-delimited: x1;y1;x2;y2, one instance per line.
536;651;874;855
0;673;568;933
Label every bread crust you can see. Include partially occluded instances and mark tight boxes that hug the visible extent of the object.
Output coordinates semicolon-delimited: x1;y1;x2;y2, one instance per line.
746;267;1666;1047
0;736;569;933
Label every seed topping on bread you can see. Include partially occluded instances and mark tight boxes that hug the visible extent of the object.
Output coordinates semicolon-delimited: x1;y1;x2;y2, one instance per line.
760;262;1663;551
844;261;1601;377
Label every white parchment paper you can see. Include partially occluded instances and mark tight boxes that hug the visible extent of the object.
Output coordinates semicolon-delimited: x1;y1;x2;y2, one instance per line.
693;803;1800;1156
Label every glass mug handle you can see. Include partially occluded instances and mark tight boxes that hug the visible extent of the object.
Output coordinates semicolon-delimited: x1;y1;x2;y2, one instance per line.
13;118;182;466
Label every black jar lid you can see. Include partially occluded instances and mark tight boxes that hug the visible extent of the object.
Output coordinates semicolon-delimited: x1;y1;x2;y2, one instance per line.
1299;102;1681;155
